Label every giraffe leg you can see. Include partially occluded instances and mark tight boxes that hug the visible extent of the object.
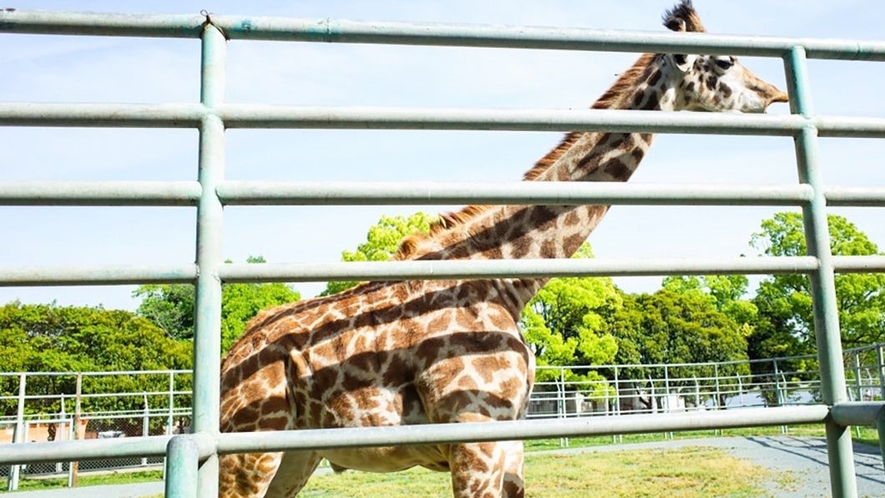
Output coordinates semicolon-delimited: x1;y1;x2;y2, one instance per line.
500;440;525;498
448;441;508;498
264;451;322;498
218;451;283;498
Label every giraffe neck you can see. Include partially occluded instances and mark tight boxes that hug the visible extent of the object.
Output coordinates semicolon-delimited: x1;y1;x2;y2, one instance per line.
399;53;675;313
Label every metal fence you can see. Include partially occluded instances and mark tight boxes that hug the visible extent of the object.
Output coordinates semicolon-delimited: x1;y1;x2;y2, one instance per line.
2;8;885;498
3;342;883;485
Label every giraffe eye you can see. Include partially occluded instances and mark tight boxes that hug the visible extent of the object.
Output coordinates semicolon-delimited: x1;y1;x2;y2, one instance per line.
715;58;734;70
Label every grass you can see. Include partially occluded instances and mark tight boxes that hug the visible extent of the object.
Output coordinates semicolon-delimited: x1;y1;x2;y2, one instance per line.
5;469;162;492
299;446;779;497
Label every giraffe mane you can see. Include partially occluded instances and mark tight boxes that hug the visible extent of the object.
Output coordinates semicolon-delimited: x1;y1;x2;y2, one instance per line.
662;0;706;33
394;52;658;261
523;52;656;181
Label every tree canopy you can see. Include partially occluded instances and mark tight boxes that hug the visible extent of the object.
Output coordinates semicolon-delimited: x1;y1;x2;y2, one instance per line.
134;256;301;353
321;212;436;296
749;212;885;350
7;209;885;414
0;301;192;416
521;244;620;386
609;289;750;376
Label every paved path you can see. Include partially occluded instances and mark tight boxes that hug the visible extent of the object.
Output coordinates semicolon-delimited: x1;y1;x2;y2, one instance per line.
5;436;883;497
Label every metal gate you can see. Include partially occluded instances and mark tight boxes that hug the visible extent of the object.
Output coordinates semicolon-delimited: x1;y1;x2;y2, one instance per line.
2;9;885;498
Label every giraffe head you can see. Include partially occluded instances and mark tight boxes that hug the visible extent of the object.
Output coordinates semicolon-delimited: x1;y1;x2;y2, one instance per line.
658;0;789;113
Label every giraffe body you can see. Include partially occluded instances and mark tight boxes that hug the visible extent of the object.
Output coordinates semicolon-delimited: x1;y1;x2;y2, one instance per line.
219;2;788;496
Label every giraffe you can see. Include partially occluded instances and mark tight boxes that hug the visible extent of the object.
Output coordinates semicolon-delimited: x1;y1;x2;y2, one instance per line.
218;2;788;497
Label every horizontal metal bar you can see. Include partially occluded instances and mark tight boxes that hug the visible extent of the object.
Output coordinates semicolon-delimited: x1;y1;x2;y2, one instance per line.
216;406;829;454
0;406;831;465
6;103;885;139
0;181;202;206
217;181;813;206
824;186;885;207
0;264;198;286
220;257;820;283
0;103;204;127
4;10;885;61
833;255;885;273
0;435;173;465
812;115;885;138
0;369;190;377
0;10;204;38
218;105;806;135
2;257;880;288
830;402;885;427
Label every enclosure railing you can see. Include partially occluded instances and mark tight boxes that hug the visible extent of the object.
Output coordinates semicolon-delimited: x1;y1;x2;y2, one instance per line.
3;343;882;486
2;9;885;498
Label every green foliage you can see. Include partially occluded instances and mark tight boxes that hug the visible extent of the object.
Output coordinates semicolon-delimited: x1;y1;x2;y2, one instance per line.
662;274;757;328
321;212;436;296
0;302;192;417
743;212;885;403
749;212;885;349
520;244;620;398
608;289;750;403
523;245;620;381
134;256;301;353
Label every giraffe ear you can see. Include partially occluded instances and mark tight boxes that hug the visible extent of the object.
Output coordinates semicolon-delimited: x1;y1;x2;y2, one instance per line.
666;53;697;73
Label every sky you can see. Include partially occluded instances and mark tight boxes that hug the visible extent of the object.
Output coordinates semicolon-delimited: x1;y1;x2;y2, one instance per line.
2;1;885;311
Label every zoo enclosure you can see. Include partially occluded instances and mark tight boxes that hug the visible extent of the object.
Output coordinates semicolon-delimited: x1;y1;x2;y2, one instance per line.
2;9;885;498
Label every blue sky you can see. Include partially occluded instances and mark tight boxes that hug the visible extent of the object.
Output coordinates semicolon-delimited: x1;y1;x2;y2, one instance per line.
2;1;884;310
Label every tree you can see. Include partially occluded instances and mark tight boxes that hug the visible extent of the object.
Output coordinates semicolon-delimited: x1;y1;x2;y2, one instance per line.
0;301;192;417
134;256;301;353
522;245;620;371
321;212;436;296
518;243;622;405
608;289;750;408
662;274;758;334
745;212;885;404
749;212;885;349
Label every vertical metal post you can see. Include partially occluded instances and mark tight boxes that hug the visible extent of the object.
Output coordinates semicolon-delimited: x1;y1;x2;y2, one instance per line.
193;17;227;498
851;353;864;438
852;353;862;402
877;406;885;473
612;366;620;444
784;45;856;498
557;369;567;447
8;373;26;491
713;364;721;410
168;371;176;436
66;415;75;488
663;365;672;439
71;373;82;487
58;395;66;475
772;359;781;405
877;345;885;401
165;436;200;498
165;370;175;481
142;394;150;466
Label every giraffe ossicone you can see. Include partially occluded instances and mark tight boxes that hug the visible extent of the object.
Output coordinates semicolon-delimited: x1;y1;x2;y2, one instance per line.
218;2;787;496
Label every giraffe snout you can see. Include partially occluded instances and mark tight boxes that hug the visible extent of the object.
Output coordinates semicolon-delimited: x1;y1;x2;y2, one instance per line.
769;90;790;104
